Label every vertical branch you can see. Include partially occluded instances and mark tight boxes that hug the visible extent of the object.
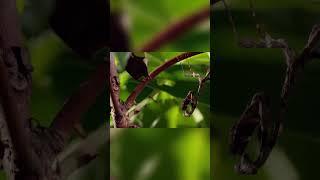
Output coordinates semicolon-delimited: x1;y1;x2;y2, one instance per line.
0;0;40;178
109;54;128;128
0;51;39;178
0;102;17;179
0;0;23;47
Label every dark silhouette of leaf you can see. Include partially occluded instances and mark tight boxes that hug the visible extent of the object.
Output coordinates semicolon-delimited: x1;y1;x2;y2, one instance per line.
230;92;274;174
50;0;108;57
110;12;130;51
125;52;149;81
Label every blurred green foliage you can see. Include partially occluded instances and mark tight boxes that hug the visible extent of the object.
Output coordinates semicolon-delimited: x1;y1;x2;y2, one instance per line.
112;52;210;128
110;128;210;180
111;0;210;51
213;1;320;179
27;22;109;180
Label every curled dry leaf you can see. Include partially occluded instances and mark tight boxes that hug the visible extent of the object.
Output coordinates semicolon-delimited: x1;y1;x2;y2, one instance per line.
181;91;198;117
181;69;210;117
230;92;275;174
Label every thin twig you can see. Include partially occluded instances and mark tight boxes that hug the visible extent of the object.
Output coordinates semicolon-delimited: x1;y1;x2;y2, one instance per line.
181;69;210;117
197;69;211;96
221;0;239;43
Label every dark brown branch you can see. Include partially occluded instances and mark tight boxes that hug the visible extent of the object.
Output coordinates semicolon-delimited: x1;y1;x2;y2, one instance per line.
0;0;23;47
0;0;41;178
0;56;40;177
109;54;129;128
138;6;210;51
50;60;108;142
125;52;203;109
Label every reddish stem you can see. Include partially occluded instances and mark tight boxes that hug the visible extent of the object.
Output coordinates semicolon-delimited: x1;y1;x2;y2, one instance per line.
125;52;202;108
138;6;210;51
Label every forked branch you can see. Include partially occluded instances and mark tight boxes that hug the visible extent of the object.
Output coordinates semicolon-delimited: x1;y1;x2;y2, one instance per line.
125;52;203;108
110;52;203;128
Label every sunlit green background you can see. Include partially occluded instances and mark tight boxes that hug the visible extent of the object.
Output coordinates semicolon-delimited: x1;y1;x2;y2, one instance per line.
213;0;320;180
0;1;108;179
110;0;210;51
111;52;210;128
110;128;210;180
